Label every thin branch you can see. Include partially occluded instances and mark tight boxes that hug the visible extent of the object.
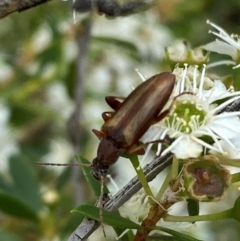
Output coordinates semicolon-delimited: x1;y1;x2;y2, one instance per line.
217;95;240;113
0;0;51;18
67;152;173;241
67;18;92;205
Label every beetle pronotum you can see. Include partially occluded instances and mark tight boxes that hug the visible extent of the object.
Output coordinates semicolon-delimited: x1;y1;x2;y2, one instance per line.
91;72;176;181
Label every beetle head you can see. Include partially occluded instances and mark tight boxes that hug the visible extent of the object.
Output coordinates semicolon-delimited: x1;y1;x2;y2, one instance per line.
91;158;109;180
91;138;120;180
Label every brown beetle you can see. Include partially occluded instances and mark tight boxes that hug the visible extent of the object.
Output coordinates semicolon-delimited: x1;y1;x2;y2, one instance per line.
92;72;176;180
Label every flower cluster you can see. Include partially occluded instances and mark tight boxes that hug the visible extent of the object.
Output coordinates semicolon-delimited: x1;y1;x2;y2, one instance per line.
143;64;240;159
203;20;240;69
105;21;240;238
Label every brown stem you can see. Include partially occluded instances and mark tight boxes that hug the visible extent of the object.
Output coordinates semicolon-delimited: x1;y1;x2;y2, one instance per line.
134;202;174;241
0;0;51;18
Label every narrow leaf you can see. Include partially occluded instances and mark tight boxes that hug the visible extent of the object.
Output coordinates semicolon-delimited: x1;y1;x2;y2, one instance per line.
72;204;141;230
187;199;199;217
0;191;38;222
9;155;42;212
0;227;23;241
76;155;107;197
155;226;203;241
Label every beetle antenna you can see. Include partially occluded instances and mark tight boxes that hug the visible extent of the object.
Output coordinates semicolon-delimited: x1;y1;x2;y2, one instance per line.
97;175;107;237
33;162;91;167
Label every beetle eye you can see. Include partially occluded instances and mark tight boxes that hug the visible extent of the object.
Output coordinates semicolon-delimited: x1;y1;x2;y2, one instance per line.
91;158;109;180
101;168;108;175
93;173;101;181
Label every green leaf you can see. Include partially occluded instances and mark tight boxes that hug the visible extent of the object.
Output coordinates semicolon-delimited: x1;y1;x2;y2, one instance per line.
56;166;72;191
76;155;108;197
231;172;240;183
147;234;182;240
232;196;240;222
155;226;203;241
9;100;60;126
0;191;38;222
72;204;141;230
93;36;141;61
63;60;76;99
93;36;138;52
9;103;38;126
8;155;42;212
187;199;199;217
0;227;23;241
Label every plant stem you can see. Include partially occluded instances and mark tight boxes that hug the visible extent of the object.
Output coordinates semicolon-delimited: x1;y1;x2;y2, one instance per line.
219;158;240;168
130;155;154;198
234;66;240;91
231;172;240;183
155;166;172;201
164;208;233;222
171;155;179;180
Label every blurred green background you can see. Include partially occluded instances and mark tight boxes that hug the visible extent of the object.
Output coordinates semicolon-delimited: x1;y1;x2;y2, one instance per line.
0;0;240;240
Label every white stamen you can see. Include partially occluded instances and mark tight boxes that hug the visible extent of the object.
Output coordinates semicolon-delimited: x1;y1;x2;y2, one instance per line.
116;229;130;240
135;69;146;82
206;60;236;69
233;63;240;69
192;65;198;93
106;174;119;191
180;64;188;92
190;135;224;153
160;136;185;157
215;111;240;118
198;64;206;97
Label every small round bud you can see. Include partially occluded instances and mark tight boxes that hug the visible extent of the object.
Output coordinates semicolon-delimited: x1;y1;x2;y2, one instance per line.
183;155;231;201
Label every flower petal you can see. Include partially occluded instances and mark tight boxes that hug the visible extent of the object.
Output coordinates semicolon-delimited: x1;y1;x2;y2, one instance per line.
171;136;203;159
203;41;238;60
209;116;240;139
202;80;228;103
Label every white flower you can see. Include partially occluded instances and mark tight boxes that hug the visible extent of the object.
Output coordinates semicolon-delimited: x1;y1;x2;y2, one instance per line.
203;20;240;68
144;65;240;159
210;137;240;159
106;152;167;224
119;189;151;223
165;41;209;65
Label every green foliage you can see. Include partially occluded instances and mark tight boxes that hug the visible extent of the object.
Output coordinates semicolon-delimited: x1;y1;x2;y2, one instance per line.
0;155;41;221
76;155;105;197
187;199;199;217
0;228;23;241
155;226;203;241
0;191;38;222
72;204;141;230
8;155;42;212
232;196;240;222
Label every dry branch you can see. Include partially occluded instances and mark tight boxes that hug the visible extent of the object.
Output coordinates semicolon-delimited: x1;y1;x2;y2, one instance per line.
0;0;51;18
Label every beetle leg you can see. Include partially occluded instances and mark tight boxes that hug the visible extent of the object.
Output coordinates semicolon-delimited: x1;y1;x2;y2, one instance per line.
92;129;105;140
102;111;115;122
126;143;145;155
153;92;194;124
127;138;166;155
105;96;125;110
153;109;171;123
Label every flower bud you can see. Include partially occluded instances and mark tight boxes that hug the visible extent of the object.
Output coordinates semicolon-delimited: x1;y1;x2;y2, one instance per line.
183;155;231;201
